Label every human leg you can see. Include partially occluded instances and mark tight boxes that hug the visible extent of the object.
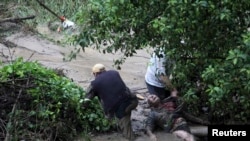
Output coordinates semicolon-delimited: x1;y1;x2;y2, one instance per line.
125;97;138;114
145;82;169;100
173;130;195;141
116;98;138;141
117;113;135;141
145;81;156;94
171;117;195;141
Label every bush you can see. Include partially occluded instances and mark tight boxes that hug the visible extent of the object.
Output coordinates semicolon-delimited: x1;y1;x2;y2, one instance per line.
0;58;113;141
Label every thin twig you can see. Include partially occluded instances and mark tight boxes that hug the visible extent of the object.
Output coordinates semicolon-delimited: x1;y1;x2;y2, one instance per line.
4;89;23;141
4;72;31;141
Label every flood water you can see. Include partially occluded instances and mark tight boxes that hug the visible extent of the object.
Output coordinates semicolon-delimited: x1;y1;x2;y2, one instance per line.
1;24;208;141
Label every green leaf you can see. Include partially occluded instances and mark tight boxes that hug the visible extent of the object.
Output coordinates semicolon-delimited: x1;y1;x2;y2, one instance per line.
6;67;13;73
233;58;237;65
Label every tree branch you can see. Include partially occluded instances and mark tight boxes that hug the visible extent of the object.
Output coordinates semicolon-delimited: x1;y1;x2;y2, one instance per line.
182;111;210;125
0;15;35;23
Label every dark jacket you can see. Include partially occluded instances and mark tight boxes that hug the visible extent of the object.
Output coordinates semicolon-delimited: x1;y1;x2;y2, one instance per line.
86;70;131;117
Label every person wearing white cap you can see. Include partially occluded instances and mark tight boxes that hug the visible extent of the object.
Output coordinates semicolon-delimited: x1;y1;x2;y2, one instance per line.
85;63;138;141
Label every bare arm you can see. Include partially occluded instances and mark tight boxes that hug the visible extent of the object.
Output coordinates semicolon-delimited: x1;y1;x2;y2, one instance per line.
159;75;178;97
160;75;175;90
82;84;95;108
85;84;95;99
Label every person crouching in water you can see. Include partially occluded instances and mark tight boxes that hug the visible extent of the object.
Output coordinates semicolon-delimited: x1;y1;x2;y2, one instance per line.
85;64;138;141
145;94;195;141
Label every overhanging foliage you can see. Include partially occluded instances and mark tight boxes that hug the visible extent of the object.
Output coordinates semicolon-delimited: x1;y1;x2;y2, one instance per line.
74;0;250;124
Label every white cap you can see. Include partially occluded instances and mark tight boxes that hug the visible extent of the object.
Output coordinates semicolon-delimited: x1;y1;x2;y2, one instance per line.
92;64;105;73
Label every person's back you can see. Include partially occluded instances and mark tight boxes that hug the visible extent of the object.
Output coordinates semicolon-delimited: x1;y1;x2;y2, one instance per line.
145;52;167;88
91;70;128;115
85;64;138;141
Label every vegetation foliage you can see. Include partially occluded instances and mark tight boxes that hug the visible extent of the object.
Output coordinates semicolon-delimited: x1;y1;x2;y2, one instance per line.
0;58;113;141
74;0;250;124
1;1;250;141
1;0;84;26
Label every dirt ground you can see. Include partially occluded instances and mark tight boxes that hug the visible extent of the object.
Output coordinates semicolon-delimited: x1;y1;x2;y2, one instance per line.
0;23;207;141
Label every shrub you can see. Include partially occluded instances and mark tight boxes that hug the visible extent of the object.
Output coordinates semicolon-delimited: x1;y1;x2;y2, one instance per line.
0;58;113;141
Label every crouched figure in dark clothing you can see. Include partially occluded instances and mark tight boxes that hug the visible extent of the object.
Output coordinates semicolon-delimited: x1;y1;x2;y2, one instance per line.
85;64;138;141
145;95;195;141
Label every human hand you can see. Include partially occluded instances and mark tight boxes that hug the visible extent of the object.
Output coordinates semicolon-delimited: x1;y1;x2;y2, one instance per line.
81;98;91;109
105;113;114;121
160;75;176;91
171;89;178;97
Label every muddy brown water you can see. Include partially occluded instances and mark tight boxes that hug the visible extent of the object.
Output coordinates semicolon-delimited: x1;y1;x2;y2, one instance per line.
0;24;207;141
